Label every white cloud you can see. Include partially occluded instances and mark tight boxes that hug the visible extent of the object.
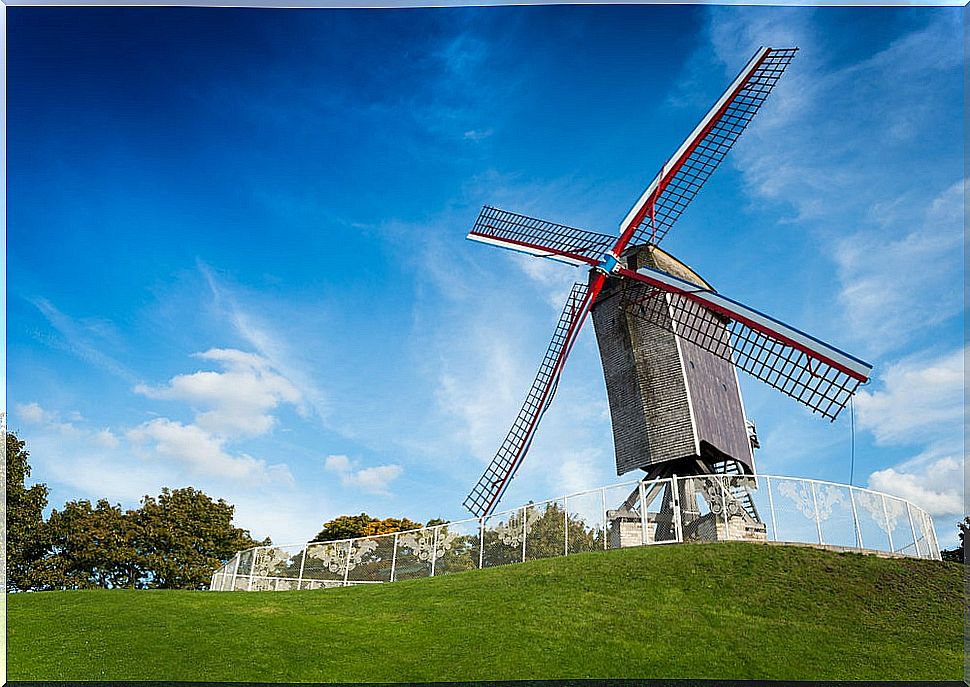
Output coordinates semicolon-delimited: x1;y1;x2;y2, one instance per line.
13;352;300;494
855;346;964;525
199;263;329;421
13;402;95;440
17;402;51;425
511;253;581;311
324;454;352;472
324;454;402;496
21;409;312;543
127;418;292;485
135;348;302;437
854;347;963;446
435;338;525;463
556;448;602;496
353;465;404;495
869;457;962;519
92;429;120;449
463;128;493;142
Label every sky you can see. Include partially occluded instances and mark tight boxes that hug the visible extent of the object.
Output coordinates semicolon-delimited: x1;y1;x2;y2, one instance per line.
6;5;964;547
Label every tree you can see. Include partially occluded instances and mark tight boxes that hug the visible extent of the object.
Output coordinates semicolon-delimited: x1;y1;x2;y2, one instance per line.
31;487;267;591
312;513;424;542
941;516;969;563
133;487;268;589
37;499;143;590
6;431;50;591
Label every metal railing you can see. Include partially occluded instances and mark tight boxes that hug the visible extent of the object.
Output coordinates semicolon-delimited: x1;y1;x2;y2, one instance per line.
209;474;941;591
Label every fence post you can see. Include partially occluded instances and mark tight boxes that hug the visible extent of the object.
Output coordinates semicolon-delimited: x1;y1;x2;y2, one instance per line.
247;547;259;591
229;552;241;591
521;508;528;563
672;476;684;543
881;494;895;553
601;488;608;551
719;476;730;540
810;481;823;545
391;532;399;582
905;501;919;557
765;475;778;541
431;527;440;576
479;518;485;569
639;480;648;546
297;544;308;590
563;497;569;556
848;487;864;550
343;540;353;587
927;511;941;560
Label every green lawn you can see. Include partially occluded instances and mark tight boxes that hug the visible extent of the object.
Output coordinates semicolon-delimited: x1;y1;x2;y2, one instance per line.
8;542;962;682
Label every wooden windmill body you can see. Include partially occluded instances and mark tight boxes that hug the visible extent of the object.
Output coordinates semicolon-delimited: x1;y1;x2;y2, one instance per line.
591;244;754;481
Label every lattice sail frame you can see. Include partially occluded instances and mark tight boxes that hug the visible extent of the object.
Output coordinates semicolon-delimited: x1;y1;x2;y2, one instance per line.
463;282;593;518
617;265;871;420
468;206;613;267
622;47;799;247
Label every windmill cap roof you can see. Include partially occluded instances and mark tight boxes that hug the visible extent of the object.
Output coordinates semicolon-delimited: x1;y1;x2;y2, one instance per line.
625;244;713;290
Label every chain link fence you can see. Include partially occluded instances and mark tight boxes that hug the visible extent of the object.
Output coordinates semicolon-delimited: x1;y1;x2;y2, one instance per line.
210;474;941;592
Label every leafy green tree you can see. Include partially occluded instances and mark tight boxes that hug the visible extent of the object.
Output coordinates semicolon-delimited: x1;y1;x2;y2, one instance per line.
6;431;50;591
941;516;969;563
312;513;424;542
133;487;268;589
37;499;143;590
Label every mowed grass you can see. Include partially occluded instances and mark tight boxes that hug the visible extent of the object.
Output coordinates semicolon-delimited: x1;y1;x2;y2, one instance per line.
8;542;961;682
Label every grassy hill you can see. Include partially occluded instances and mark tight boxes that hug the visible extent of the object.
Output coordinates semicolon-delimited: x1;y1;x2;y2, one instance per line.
7;542;962;682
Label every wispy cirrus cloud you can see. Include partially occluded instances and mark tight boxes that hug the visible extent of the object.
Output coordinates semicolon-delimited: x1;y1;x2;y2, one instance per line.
198;262;329;421
834;181;963;357
703;10;962;355
27;296;139;383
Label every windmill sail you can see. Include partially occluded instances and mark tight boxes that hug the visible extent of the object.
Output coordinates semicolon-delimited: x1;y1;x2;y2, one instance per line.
463;282;593;517
467;206;614;267
618;264;871;419
619;47;798;249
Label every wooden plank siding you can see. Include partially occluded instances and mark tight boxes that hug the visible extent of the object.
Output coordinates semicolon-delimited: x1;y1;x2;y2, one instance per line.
591;244;753;477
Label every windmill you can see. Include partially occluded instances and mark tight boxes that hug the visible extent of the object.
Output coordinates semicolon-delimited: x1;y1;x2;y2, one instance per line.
462;46;873;537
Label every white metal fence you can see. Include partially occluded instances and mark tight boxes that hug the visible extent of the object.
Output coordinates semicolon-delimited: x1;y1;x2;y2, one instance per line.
209;474;941;591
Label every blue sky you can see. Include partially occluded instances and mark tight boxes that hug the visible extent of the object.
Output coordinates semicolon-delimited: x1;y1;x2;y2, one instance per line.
7;6;964;546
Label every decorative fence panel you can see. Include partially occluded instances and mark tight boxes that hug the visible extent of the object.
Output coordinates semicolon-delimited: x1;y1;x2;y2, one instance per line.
563;489;606;554
210;474;942;592
853;489;893;553
813;483;857;549
525;499;566;562
769;476;822;546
